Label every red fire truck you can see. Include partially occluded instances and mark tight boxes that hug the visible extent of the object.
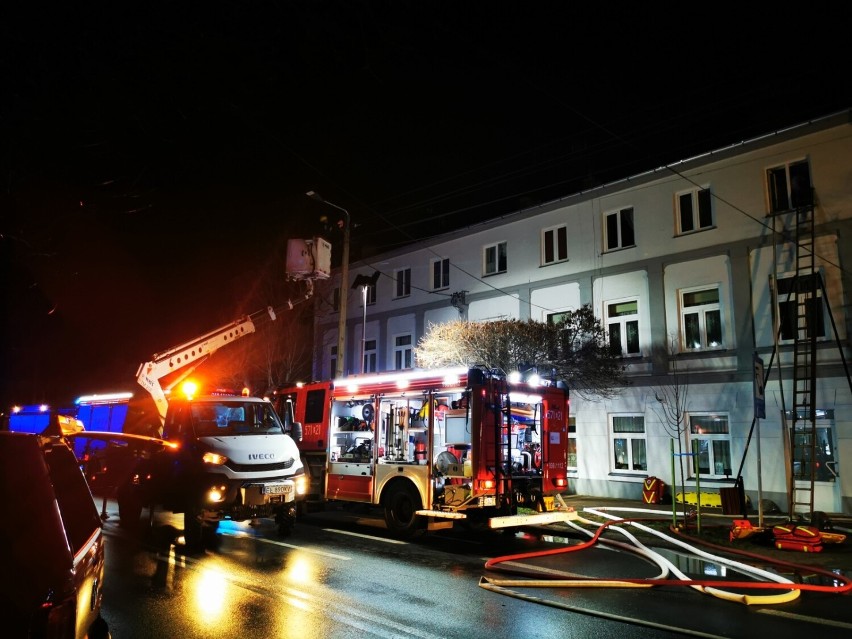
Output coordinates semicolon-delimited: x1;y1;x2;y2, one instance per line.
274;366;574;538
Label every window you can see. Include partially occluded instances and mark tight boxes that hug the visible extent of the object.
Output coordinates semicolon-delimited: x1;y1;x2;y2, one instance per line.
431;258;450;290
394;334;413;370
767;159;812;213
542;225;568;265
394;267;411;298
606;299;640;356
332;287;340;313
688;413;731;478
604;207;635;251
567;416;577;470
676;187;713;234
363;339;377;373
610;415;646;472
776;272;826;341
329;345;337;378
680;286;723;351
484;241;507;275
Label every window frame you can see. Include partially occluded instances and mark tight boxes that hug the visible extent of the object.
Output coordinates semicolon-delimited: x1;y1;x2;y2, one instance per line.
605;297;641;357
362;338;377;373
483;241;508;276
393;333;413;370
431;257;450;291
686;412;732;479
767;158;812;213
541;224;568;265
604;206;635;252
679;284;724;352
676;186;714;235
609;414;647;473
394;267;411;299
567;416;577;471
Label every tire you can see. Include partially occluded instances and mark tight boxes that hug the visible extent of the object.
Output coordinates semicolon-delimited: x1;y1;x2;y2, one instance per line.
184;506;218;551
276;503;297;537
383;483;425;539
117;487;143;530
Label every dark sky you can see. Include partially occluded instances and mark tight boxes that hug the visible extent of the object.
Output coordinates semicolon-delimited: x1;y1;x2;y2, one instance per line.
2;2;849;408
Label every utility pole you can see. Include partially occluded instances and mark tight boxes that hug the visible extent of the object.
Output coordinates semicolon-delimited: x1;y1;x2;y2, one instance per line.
306;191;350;379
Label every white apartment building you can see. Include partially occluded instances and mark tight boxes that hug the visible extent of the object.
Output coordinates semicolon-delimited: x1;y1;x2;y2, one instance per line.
311;109;852;515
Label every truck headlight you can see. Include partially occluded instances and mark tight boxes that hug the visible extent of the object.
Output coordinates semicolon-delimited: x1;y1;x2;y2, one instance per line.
202;451;228;465
295;475;308;496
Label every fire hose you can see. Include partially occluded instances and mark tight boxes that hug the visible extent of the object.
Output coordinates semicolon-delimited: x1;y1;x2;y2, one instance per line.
481;506;852;606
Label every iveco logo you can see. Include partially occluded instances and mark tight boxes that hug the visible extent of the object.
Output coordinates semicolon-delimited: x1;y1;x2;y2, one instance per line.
249;453;276;460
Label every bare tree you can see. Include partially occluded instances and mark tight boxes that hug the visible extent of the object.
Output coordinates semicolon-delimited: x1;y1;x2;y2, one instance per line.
414;305;627;399
651;336;691;496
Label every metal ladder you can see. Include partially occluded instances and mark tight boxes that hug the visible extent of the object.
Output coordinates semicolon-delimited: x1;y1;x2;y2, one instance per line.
788;202;818;519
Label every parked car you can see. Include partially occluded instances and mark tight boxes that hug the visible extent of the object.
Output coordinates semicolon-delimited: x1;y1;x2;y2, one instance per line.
0;431;110;638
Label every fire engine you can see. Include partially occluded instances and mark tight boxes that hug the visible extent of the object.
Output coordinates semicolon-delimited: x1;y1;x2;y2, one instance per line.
274;366;574;538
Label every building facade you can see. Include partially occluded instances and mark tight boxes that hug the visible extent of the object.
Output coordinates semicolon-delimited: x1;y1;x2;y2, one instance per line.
311;110;852;514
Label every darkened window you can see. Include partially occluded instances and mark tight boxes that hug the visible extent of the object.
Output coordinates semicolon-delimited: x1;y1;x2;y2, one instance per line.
394;268;411;298
767;159;812;213
605;207;635;250
304;389;327;424
484;241;507;275
777;273;825;340
677;187;713;233
394;334;413;369
363;339;377;373
431;258;450;290
542;225;568;265
607;299;640;356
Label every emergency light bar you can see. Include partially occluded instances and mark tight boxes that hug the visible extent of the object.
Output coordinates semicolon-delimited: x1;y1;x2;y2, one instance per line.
333;367;468;392
75;391;134;405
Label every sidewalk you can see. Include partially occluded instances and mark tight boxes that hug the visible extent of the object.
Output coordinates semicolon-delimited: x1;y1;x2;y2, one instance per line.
550;494;852;575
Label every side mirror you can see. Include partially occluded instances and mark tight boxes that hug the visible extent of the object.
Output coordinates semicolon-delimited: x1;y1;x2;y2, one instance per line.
290;421;303;442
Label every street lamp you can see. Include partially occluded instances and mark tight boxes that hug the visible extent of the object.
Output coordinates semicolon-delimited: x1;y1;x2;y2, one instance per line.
306;190;350;379
352;271;380;374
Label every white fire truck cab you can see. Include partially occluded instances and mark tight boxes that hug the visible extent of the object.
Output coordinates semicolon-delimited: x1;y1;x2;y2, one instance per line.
275;366;574;538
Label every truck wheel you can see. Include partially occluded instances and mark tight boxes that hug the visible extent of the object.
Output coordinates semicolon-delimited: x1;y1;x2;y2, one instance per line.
383;484;425;539
117;487;143;530
276;503;297;537
184;507;218;551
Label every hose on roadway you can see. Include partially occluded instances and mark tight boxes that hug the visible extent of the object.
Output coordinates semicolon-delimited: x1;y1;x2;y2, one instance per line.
481;505;852;606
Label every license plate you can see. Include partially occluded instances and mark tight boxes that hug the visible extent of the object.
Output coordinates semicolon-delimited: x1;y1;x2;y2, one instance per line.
543;496;555;511
483;495;496;507
261;482;292;495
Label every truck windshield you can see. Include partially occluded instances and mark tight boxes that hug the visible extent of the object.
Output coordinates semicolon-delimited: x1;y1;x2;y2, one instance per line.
192;401;284;437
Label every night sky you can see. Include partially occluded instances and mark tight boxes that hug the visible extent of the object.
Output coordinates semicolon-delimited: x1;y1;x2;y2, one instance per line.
2;3;848;409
